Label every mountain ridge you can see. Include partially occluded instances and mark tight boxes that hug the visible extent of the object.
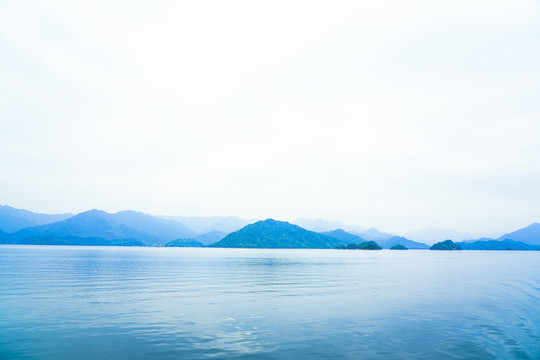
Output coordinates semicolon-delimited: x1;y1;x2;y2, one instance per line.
1;205;538;249
496;223;540;245
0;205;73;233
10;209;196;246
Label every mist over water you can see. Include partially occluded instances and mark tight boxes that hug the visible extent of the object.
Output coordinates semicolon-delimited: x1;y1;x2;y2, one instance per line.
1;246;539;359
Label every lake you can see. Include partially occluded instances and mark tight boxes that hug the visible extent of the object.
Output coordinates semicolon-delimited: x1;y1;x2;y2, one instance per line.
0;246;539;359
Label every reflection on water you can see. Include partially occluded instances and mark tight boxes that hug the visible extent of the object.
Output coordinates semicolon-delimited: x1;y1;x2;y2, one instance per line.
0;246;539;359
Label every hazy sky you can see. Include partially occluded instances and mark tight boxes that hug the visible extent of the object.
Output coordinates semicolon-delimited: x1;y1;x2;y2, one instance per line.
1;0;539;235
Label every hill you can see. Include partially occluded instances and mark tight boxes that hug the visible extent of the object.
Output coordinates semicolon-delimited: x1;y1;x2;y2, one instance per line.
497;223;540;245
0;205;73;233
321;229;366;244
378;236;429;249
11;209;196;246
210;219;344;249
430;240;461;250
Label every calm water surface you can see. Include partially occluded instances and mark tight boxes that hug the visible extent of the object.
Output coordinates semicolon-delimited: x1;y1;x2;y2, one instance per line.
0;246;539;359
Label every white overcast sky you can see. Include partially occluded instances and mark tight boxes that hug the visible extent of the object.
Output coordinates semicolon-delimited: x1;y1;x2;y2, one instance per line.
1;0;539;235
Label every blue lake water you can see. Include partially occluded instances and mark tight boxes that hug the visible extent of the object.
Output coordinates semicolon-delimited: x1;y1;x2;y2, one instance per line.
0;246;539;359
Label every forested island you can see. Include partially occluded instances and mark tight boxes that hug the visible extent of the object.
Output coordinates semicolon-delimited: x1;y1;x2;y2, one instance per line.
430;240;461;250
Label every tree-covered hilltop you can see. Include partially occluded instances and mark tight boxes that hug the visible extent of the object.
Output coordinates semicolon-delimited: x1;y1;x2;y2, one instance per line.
210;219;344;249
430;239;461;250
165;238;205;247
337;241;382;250
390;244;408;250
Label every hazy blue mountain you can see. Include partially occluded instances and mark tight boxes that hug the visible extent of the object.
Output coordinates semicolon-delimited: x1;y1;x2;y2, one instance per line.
165;239;205;247
293;218;365;233
497;223;540;245
321;229;366;244
158;215;256;234
12;209;196;246
378;236;430;249
112;210;197;239
0;205;73;233
402;227;476;245
353;228;393;241
195;230;227;245
459;239;539;251
211;219;345;249
430;240;461;250
165;230;227;247
460;237;494;243
482;231;505;239
12;209;134;241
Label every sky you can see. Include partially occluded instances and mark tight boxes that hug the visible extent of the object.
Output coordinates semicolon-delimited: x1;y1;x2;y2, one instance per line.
1;0;539;235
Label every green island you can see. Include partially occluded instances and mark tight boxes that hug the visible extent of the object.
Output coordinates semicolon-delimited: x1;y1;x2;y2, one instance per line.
430;239;461;250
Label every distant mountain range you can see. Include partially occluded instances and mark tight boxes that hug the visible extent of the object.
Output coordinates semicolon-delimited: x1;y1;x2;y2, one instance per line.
402;227;476;245
292;218;365;233
157;215;256;234
496;223;540;245
351;228;394;241
193;230;227;245
378;236;430;249
293;219;397;242
5;209;196;246
210;219;344;249
322;229;366;244
321;230;428;249
0;205;538;250
165;230;227;247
